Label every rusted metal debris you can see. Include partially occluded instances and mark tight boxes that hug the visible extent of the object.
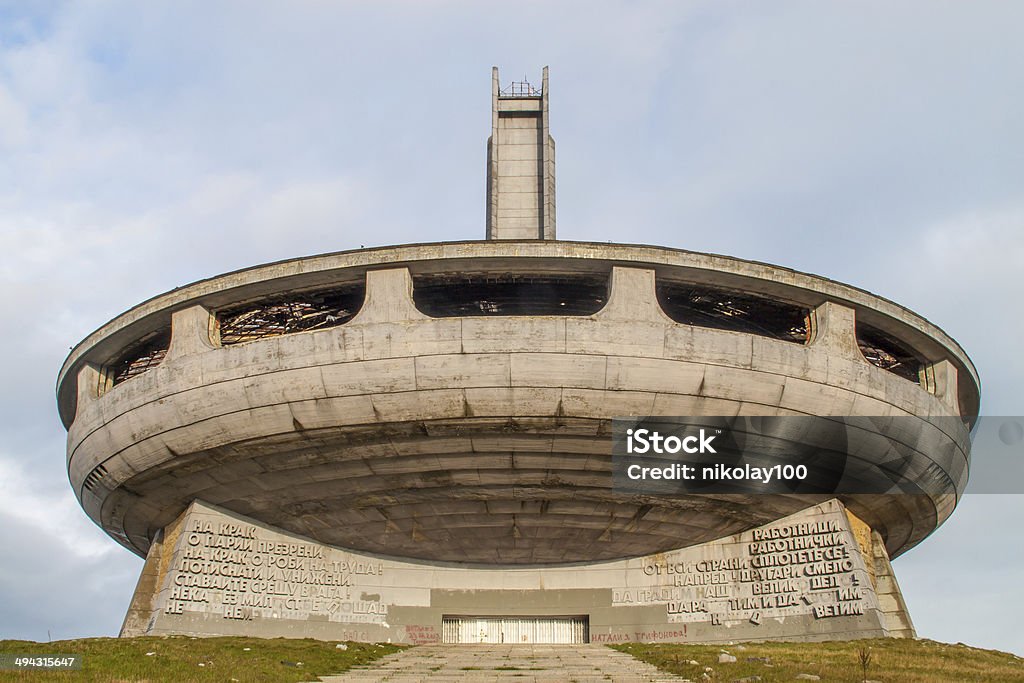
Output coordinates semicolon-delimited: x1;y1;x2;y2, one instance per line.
856;323;922;382
110;329;171;385
218;287;364;345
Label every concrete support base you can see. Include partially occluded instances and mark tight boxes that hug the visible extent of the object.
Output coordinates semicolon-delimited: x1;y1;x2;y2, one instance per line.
121;499;912;644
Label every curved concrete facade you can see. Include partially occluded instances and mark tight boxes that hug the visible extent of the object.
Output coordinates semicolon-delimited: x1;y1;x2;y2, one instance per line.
59;67;979;643
59;242;976;568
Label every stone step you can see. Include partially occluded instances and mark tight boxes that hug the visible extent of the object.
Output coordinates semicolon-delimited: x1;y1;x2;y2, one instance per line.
312;644;693;682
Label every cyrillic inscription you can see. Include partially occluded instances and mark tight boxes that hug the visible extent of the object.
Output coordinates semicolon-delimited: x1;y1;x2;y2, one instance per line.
161;517;387;624
616;511;872;627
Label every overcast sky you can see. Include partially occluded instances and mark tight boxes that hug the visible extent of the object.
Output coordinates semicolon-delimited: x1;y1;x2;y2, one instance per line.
1;0;1022;656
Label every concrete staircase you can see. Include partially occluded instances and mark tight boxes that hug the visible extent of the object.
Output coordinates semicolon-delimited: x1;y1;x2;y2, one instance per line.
316;644;692;682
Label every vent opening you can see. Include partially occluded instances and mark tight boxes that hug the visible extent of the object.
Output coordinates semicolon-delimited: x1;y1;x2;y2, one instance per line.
83;463;109;492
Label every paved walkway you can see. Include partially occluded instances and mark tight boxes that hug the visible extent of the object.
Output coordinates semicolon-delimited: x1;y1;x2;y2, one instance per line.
316;644;691;682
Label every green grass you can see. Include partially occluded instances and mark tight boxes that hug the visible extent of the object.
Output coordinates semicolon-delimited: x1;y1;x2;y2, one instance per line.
2;636;1021;682
0;636;403;682
611;638;1024;682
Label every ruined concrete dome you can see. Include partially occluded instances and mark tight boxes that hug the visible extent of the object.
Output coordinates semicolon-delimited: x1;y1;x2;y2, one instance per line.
58;67;978;566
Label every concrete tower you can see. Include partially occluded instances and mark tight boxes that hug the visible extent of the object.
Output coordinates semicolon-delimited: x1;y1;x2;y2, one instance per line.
486;66;555;240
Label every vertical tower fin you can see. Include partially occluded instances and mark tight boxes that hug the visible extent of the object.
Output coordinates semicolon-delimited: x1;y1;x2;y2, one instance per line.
486;66;556;240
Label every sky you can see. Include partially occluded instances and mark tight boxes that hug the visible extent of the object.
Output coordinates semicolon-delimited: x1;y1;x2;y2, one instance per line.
1;0;1022;655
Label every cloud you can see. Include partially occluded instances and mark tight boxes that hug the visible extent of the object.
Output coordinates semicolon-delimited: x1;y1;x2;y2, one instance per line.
0;507;139;641
0;454;141;641
0;457;114;560
874;204;1024;412
897;494;1024;655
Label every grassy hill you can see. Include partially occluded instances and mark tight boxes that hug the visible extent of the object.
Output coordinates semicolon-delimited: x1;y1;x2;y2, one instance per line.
0;636;1020;681
612;638;1024;682
0;636;402;682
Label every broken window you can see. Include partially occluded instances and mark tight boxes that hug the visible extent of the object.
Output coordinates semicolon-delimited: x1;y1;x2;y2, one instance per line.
856;322;922;383
109;328;172;385
413;274;608;317
217;286;364;345
657;282;809;343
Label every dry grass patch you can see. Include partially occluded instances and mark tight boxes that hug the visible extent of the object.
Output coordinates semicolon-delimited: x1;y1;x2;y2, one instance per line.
611;638;1024;682
0;636;403;682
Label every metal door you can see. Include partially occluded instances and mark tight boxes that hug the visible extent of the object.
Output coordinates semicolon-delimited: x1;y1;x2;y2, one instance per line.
440;615;589;644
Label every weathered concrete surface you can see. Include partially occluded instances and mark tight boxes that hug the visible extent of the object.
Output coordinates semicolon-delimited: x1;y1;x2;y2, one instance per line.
56;241;980;428
64;261;970;563
61;69;976;649
314;644;691;682
870;530;916;638
486;67;555;241
122;499;898;645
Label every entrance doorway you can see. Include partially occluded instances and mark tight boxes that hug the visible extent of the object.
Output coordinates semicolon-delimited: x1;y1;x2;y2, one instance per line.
440;615;589;644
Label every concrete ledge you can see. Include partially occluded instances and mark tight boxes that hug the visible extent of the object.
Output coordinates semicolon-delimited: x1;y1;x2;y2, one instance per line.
808;301;861;361
350;268;427;324
167;305;218;361
56;241;981;429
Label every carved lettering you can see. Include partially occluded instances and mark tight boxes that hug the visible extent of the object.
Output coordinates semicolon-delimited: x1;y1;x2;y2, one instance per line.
164;514;388;625
813;601;865;618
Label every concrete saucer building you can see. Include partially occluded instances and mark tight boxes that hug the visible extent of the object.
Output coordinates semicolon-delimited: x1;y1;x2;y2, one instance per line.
58;68;977;645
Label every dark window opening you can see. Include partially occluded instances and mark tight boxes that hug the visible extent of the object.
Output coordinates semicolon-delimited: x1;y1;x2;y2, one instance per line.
413;275;608;317
657;282;809;343
218;285;365;345
857;323;922;383
110;329;171;385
